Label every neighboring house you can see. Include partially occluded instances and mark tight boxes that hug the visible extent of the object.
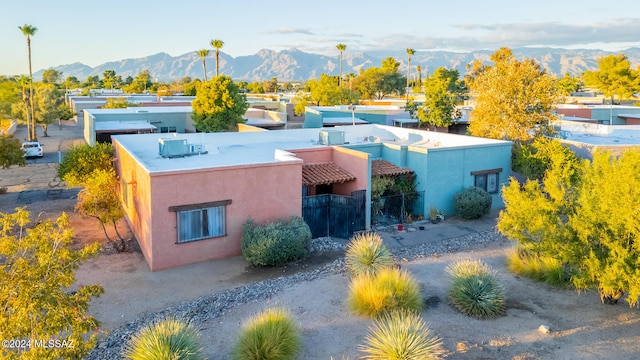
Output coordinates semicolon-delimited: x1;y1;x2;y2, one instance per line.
555;104;640;125
112;124;511;271
83;105;289;145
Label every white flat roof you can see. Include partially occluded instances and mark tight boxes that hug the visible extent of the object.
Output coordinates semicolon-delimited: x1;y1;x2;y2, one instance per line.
112;125;511;174
85;106;193;115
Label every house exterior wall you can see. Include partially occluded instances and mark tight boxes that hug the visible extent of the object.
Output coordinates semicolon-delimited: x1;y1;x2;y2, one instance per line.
114;142;303;271
424;144;512;215
556;108;592;119
113;140;155;266
348;140;512;217
331;146;370;196
85;110;192;145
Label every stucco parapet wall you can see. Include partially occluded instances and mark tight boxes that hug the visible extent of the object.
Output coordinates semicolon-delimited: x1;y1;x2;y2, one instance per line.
113;125;512;174
146;159;304;178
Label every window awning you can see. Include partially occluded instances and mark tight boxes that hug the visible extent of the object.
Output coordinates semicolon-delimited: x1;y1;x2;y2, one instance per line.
302;162;356;186
371;159;414;177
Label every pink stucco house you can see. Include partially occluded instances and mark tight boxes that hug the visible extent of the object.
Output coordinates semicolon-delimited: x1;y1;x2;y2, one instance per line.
112;128;370;271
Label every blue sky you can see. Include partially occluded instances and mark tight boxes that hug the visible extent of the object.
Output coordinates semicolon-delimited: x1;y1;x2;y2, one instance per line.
2;0;640;76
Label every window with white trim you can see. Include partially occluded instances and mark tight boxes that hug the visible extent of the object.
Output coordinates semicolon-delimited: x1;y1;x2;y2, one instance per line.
169;200;231;243
471;168;501;194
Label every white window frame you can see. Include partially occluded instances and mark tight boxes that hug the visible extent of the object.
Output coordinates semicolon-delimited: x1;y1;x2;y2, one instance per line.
169;200;231;243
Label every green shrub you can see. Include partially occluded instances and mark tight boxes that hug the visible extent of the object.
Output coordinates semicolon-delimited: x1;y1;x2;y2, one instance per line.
233;308;301;360
453;186;492;220
359;309;445;360
348;267;423;318
345;232;394;277
123;317;203;360
57;143;114;187
505;245;573;288
241;216;312;266
446;259;505;319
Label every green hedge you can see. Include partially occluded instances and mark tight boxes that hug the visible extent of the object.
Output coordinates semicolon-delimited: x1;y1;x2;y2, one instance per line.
241;216;312;267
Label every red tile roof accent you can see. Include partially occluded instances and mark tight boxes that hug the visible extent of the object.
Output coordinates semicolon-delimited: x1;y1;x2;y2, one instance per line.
371;159;414;177
302;162;356;186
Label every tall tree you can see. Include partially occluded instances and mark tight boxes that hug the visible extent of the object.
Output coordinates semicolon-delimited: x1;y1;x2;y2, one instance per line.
417;68;462;128
102;69;117;92
41;68;62;84
405;48;415;101
191;75;249;132
63;76;80;93
353;58;405;100
415;65;422;90
583;54;639;124
33;83;69;136
13;76;31;132
197;49;210;81
18;24;37;141
210;39;224;77
336;43;347;87
0;208;104;359
467;47;559;141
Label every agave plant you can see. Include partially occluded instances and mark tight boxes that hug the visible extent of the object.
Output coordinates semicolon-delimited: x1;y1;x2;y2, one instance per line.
345;232;394;277
446;259;505;319
233;307;301;360
348;267;423;318
359;309;445;360
123;317;203;360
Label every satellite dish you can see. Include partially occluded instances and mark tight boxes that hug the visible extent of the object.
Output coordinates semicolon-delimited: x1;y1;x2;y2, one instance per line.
368;136;375;142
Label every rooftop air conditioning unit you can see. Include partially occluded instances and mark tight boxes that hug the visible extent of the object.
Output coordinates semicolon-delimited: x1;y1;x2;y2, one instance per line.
158;138;188;158
318;130;345;145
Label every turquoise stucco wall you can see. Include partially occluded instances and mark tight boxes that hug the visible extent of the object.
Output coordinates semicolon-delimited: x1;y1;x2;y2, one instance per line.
424;143;512;215
347;141;512;218
303;108;324;128
591;107;640;125
303;108;407;128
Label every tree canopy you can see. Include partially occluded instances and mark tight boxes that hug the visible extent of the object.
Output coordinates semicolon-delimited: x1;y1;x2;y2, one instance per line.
416;67;462;128
0;208;103;359
583;54;639;106
353;58;405;100
0;136;26;169
467;47;559;141
57;143;114;187
498;146;640;306
191;75;249;132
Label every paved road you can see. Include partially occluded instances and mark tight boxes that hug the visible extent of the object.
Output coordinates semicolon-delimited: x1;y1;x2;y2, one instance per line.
0;120;86;209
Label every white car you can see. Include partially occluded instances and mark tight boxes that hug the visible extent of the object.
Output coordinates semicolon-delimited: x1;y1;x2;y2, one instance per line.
22;141;44;158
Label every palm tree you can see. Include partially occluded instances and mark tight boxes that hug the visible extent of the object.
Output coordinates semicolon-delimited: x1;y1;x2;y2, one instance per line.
19;24;37;141
336;43;347;87
210;39;224;77
406;48;415;102
196;49;210;81
346;72;356;92
416;65;422;90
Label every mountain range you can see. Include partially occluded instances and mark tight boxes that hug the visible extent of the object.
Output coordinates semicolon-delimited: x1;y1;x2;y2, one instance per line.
35;47;640;83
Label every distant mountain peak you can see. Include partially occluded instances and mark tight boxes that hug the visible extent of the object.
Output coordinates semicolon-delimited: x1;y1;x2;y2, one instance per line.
34;47;640;82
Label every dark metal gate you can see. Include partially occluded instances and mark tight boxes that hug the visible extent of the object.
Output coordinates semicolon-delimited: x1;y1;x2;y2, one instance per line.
302;190;366;239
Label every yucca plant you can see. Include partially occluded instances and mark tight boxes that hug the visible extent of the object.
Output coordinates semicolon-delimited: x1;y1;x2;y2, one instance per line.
348;267;423;318
505;245;573;288
345;232;394;277
233;307;301;360
446;259;505;319
359;309;445;360
123;317;203;360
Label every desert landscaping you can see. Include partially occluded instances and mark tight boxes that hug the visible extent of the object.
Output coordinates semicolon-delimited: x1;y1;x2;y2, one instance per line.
2;157;640;360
